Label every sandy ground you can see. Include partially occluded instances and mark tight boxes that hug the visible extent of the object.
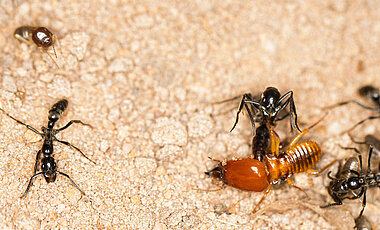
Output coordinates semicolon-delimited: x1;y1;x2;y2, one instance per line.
0;0;379;229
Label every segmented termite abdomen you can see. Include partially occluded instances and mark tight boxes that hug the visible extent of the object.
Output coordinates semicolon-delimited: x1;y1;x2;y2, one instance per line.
284;141;321;175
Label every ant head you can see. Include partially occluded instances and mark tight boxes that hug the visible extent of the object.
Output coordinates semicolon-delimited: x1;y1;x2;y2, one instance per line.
329;178;349;196
260;87;281;117
41;156;57;183
358;85;379;102
32;27;54;48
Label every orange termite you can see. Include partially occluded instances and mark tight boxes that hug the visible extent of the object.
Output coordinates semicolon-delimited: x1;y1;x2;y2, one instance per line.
205;114;335;212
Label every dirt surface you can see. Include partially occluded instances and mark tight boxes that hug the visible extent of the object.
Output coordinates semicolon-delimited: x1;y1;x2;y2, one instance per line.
0;0;379;229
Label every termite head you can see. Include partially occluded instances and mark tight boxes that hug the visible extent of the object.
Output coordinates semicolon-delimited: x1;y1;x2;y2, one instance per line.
206;158;269;192
205;163;226;183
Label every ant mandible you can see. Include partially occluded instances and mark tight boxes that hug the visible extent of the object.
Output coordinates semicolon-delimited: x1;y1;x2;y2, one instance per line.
0;99;95;198
321;146;380;223
14;26;61;67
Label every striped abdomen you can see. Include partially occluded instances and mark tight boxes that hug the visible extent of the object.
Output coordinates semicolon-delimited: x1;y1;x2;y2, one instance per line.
284;141;321;174
266;141;321;183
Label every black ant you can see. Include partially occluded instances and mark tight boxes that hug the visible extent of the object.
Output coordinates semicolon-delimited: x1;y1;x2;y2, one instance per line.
219;87;301;160
328;85;380;133
321;146;380;223
230;87;301;134
0;99;95;198
14;26;61;67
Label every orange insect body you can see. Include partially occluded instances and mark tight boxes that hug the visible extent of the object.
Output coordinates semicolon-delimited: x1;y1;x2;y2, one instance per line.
206;140;321;191
222;158;269;192
205;114;330;213
266;140;321;183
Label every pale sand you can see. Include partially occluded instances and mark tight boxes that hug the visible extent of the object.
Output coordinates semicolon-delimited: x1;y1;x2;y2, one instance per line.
0;0;379;229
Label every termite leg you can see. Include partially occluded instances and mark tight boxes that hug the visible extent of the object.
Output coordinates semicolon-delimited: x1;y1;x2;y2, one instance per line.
286;177;309;197
307;160;339;175
269;125;280;157
252;185;272;213
289;113;328;147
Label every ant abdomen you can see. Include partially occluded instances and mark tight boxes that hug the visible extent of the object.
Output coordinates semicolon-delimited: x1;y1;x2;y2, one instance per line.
13;26;35;45
48;99;68;122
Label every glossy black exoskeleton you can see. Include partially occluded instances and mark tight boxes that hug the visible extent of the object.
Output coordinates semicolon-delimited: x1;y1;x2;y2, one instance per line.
321;146;380;222
0;99;94;198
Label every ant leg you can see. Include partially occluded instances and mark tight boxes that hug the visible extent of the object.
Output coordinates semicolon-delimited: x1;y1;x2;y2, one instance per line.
20;172;44;198
367;146;373;174
307;160;339;175
230;94;258;132
286;177;309;197
344;115;380;133
326;171;336;180
56;171;85;196
252;185;272;213
56;120;93;132
42;47;61;68
347;133;367;145
320;200;343;208
289;113;328;147
357;188;367;220
33;150;42;174
212;94;244;105
326;100;380;112
52;34;63;58
55;139;96;164
0;108;43;136
278;91;301;133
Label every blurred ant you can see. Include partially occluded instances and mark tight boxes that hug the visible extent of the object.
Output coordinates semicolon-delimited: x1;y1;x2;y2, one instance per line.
327;85;380;133
355;215;373;230
14;26;61;67
0;99;95;198
321;146;380;224
350;134;380;164
206;114;334;212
